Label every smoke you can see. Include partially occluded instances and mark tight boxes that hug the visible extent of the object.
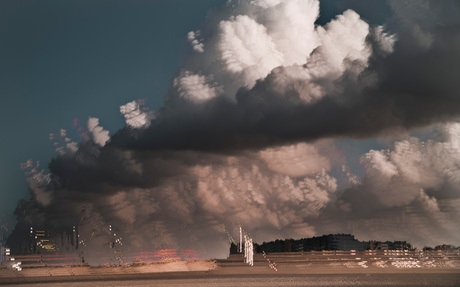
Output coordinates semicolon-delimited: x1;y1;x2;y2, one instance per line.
9;0;460;262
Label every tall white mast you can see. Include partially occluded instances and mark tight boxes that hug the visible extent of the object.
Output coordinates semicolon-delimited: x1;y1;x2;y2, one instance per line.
248;238;254;266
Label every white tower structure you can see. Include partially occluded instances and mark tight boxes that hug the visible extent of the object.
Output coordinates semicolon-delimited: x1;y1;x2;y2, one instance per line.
248;238;254;266
243;234;254;266
244;235;248;263
239;225;243;253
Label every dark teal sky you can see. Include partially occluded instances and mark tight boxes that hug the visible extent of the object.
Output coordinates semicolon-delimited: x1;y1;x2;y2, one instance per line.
0;0;228;219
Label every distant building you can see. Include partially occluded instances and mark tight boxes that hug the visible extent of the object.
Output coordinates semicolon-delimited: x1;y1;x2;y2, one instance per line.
434;244;456;252
387;241;412;250
7;225;78;255
329;234;370;250
369;240;412;250
258;234;368;253
251;234;415;254
229;242;238;254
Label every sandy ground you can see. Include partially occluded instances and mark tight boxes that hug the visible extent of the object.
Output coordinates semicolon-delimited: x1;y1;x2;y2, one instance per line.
1;271;459;287
0;260;216;284
1;253;459;286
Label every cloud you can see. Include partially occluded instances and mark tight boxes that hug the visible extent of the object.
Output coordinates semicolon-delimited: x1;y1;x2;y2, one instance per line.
218;14;284;85
259;142;331;177
66;141;78;153
173;71;222;102
346;123;460;209
176;0;322;99
110;0;460;153
316;123;460;247
119;100;153;129
20;160;52;206
371;26;396;55
314;9;371;77
49;128;79;155
13;142;339;261
188;31;204;53
87;117;110;147
9;0;460;261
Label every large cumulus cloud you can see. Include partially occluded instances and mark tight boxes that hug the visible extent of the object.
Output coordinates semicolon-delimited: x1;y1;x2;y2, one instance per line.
9;0;460;263
111;0;460;152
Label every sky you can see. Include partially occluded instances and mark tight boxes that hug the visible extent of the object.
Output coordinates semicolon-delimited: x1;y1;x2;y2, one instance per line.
0;0;226;217
1;0;460;262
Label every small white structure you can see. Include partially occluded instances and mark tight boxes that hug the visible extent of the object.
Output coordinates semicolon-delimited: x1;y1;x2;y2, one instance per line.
11;260;22;271
244;235;254;266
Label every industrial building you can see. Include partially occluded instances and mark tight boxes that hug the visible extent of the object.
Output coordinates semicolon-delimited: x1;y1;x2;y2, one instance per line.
232;234;415;254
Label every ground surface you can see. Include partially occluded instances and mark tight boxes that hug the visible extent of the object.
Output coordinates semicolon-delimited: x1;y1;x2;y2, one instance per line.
1;252;459;286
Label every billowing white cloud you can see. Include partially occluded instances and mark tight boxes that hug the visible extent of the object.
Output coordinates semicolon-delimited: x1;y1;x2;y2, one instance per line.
173;71;222;102
218;14;284;86
119;100;153;129
188;30;204;53
372;26;397;55
309;123;460;248
359;123;460;207
66;141;78;153
173;0;376;105
313;9;371;78
87;117;110;147
250;0;282;9
251;0;320;66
